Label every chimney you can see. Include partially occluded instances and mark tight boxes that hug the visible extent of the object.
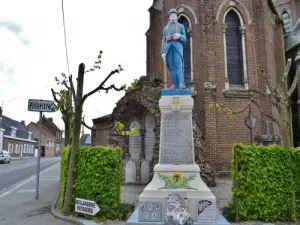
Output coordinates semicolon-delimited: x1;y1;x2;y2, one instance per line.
21;120;25;125
48;117;53;122
0;107;2;116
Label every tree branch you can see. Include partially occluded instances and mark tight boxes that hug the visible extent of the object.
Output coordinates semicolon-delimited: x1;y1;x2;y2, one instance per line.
63;80;70;90
251;99;279;124
102;84;124;93
51;88;67;115
81;120;94;130
81;67;123;104
287;66;300;97
69;75;76;102
51;88;60;103
280;58;292;87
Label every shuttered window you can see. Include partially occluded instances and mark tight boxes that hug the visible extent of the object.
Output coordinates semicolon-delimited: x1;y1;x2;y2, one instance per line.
225;10;244;86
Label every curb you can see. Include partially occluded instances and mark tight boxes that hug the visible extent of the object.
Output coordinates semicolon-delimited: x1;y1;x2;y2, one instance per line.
50;188;85;225
11;157;36;161
50;188;131;225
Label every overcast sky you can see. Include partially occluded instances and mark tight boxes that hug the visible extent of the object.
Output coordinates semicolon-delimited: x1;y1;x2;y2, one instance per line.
0;0;153;133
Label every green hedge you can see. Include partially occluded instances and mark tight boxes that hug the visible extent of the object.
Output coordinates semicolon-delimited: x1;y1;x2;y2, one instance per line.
231;144;295;222
293;148;300;215
73;146;122;220
60;145;71;210
60;145;123;220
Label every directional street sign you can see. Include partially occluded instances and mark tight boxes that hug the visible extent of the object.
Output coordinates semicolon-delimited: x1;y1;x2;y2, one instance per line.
28;99;56;112
27;98;55;200
75;198;100;216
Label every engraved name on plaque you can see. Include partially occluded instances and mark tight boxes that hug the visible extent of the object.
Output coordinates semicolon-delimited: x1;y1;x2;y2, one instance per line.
129;120;141;160
160;112;193;164
145;112;156;161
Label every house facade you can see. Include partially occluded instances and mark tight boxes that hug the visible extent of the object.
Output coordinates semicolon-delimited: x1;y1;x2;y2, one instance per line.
0;107;36;157
27;121;56;157
91;0;300;184
41;116;63;156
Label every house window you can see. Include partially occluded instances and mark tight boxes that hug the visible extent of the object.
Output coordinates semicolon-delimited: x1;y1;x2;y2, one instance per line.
223;9;248;89
28;132;32;140
8;143;11;154
11;128;17;137
281;9;292;37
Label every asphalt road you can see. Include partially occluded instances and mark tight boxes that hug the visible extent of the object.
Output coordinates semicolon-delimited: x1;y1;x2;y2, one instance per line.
0;157;60;193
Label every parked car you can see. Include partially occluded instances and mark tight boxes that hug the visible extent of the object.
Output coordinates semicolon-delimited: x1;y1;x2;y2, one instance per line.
0;150;11;164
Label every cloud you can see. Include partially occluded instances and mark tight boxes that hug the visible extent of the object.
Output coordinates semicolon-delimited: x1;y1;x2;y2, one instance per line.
0;20;30;45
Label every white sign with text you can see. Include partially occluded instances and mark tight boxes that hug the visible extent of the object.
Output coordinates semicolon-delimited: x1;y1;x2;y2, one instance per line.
75;198;100;216
28;99;56;112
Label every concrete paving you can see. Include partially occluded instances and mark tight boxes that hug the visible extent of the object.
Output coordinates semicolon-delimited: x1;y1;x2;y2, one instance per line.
0;161;73;225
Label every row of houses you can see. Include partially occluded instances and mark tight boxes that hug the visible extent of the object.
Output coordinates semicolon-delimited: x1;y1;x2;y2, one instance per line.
0;107;63;157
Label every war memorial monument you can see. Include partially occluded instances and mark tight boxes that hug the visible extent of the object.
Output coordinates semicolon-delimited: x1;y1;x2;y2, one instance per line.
126;8;229;225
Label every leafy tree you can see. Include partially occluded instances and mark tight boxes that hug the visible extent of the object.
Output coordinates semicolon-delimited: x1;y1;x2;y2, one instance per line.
51;73;73;146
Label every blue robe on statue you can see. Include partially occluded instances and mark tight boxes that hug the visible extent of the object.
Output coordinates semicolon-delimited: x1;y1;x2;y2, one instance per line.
161;21;187;88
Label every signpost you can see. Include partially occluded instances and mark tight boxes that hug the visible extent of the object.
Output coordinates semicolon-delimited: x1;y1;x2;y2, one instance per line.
28;99;56;200
75;198;100;216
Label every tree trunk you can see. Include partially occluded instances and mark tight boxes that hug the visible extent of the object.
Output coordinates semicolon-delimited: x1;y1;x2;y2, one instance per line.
64;119;70;147
63;63;85;215
278;103;293;149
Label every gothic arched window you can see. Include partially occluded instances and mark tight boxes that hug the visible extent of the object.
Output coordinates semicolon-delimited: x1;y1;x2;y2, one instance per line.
224;10;244;87
178;15;192;87
281;9;292;37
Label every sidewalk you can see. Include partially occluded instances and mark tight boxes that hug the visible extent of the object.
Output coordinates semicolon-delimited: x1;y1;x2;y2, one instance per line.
0;162;73;225
11;156;36;161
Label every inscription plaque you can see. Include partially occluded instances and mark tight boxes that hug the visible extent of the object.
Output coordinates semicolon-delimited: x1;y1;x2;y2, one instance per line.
138;202;162;222
125;161;136;183
141;161;150;184
129;120;141;160
145;112;155;161
160;112;193;164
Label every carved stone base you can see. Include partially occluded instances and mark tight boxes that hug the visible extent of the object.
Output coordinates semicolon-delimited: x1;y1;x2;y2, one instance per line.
137;164;216;223
127;91;220;224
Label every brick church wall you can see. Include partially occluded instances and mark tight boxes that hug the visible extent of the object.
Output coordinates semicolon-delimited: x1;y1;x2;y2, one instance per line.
147;0;286;171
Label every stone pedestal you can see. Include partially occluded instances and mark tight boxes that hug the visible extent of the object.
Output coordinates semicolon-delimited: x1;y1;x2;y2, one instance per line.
127;89;228;225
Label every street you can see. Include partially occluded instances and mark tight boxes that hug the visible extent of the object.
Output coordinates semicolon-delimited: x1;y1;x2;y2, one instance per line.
0;157;60;193
0;158;73;225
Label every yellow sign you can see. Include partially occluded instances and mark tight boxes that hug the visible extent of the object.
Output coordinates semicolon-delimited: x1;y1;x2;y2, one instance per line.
172;97;180;111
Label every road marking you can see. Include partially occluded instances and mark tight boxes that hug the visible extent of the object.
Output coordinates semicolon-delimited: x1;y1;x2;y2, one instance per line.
0;162;59;199
40;178;60;180
16;189;37;193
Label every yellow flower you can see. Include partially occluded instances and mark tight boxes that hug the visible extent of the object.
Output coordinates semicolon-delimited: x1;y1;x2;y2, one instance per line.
170;172;184;185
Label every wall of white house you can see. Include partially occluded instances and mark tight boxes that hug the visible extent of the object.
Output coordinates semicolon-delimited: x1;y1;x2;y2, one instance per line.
0;129;4;150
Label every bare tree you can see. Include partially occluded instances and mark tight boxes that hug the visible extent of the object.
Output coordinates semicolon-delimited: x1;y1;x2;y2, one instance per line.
62;51;125;215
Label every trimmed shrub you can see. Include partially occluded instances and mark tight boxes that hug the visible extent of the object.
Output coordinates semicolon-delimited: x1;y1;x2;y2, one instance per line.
293;148;300;216
60;145;122;220
60;145;71;210
231;144;295;222
73;146;122;220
